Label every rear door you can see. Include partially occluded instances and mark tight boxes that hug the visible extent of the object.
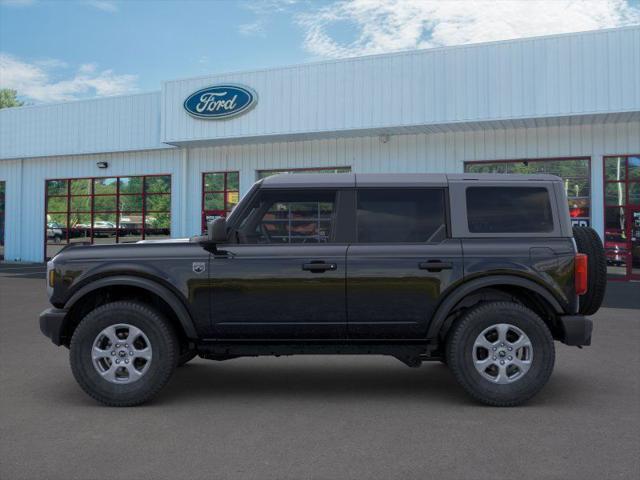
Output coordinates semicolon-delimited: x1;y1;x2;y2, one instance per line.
346;188;463;339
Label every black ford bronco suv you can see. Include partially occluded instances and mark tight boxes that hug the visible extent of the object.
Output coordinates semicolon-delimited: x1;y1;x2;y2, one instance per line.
40;173;606;407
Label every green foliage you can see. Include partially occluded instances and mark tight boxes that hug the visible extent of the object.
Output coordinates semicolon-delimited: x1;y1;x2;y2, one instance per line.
0;89;24;109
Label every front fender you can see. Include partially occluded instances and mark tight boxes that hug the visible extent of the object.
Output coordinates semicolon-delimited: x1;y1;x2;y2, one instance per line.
64;275;198;339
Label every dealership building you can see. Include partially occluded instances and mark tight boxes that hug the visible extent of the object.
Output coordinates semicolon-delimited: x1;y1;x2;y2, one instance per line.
0;26;639;279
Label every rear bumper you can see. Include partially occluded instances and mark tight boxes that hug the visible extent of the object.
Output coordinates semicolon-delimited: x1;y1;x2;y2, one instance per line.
39;307;68;346
558;315;593;346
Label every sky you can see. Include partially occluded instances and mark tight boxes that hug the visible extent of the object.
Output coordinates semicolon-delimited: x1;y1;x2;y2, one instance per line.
1;0;639;104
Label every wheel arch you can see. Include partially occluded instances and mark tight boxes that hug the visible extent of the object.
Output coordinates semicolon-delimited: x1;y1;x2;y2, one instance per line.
61;275;198;346
427;275;565;342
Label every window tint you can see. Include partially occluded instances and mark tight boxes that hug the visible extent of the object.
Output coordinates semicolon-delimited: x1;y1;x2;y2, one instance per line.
466;187;553;233
238;190;336;244
465;157;590;227
356;189;446;243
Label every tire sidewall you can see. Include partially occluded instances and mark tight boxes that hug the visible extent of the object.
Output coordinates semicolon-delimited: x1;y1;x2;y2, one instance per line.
448;303;555;405
70;302;177;406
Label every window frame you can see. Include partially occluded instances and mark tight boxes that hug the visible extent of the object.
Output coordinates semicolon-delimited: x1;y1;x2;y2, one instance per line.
463;157;592;227
353;187;450;244
603;154;640;281
256;166;351;180
448;181;562;238
201;171;240;232
0;180;5;260
44;174;171;259
230;188;351;245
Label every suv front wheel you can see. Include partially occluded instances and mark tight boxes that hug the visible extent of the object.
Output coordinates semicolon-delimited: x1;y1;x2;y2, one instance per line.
69;301;179;406
446;302;555;407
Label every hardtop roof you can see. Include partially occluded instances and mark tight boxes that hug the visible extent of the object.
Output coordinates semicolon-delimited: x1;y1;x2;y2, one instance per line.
259;172;562;188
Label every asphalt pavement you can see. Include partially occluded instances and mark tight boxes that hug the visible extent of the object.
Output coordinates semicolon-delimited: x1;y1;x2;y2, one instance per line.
1;264;639;480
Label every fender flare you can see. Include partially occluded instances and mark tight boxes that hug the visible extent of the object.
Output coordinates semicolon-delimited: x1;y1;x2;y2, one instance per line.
426;275;565;340
64;275;198;339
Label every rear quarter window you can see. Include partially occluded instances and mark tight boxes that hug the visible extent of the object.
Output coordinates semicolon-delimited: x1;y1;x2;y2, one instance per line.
466;187;554;233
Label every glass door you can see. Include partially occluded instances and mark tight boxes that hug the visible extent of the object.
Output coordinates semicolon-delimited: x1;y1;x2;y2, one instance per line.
632;208;640;280
604;155;640;280
0;181;5;260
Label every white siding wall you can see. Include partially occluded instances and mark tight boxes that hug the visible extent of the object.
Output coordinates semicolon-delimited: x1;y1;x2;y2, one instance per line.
0;149;183;261
0;159;23;260
0;92;167;160
163;27;640;144
1;120;638;262
185;121;639;242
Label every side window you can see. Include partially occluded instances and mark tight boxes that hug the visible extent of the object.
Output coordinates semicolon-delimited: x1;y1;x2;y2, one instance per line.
466;187;553;233
237;190;337;244
356;189;447;243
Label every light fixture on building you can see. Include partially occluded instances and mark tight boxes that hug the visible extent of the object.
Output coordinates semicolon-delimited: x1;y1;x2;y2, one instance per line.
379;133;390;144
96;161;108;169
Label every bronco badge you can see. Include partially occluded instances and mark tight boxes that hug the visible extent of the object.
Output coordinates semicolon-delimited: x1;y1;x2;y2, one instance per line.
192;262;206;274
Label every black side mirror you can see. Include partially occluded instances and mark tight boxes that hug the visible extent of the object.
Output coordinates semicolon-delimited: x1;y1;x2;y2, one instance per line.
208;217;228;243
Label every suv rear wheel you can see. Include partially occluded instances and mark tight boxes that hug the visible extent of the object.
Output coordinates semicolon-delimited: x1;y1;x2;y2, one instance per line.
69;301;178;407
446;301;555;407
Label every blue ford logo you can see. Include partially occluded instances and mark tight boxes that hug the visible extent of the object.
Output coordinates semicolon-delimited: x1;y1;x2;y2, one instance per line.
183;84;257;119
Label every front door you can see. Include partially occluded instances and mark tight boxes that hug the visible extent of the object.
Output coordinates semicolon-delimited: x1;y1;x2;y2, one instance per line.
209;188;348;339
347;188;464;338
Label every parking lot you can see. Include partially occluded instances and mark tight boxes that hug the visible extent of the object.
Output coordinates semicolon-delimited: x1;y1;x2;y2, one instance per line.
1;263;639;480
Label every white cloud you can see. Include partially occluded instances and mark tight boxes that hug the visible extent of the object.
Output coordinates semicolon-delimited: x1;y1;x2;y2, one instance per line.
238;19;266;36
34;58;69;69
297;0;640;58
84;0;118;13
0;53;138;103
78;63;97;74
242;0;298;15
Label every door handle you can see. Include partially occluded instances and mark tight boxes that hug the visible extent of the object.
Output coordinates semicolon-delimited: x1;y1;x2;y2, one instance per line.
418;261;453;272
302;262;337;272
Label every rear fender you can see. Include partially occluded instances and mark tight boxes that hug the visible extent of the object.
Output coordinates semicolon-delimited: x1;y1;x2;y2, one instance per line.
426;275;565;340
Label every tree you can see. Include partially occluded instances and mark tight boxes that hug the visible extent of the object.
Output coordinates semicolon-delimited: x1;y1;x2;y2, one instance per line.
0;89;24;109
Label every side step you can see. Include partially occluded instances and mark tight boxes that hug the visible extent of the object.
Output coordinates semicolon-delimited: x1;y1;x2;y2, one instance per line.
196;341;441;367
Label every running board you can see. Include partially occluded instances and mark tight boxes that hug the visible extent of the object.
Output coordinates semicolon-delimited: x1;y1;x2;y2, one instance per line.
195;341;440;367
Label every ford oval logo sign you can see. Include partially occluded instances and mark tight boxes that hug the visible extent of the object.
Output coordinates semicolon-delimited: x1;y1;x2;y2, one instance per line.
183;84;257;119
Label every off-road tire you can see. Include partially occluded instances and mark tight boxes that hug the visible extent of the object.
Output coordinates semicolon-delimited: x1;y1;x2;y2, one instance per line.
446;302;555;407
70;301;178;407
572;226;607;315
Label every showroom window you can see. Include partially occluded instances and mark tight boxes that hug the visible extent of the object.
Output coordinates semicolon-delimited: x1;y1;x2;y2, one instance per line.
45;175;171;259
464;158;591;227
202;171;240;231
256;166;351;180
603;155;640;280
0;181;5;260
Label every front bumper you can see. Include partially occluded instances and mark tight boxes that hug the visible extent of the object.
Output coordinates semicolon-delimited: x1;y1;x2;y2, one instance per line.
558;315;593;346
39;308;68;346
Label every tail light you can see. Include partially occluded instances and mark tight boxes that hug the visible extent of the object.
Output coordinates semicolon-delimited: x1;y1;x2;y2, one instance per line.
575;253;588;296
